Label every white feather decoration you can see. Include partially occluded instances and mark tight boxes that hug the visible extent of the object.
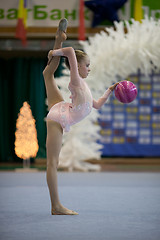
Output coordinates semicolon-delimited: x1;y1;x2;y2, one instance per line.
81;17;160;92
55;17;160;171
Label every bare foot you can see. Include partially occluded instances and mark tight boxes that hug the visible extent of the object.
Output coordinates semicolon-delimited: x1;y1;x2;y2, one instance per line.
52;205;78;215
56;30;67;42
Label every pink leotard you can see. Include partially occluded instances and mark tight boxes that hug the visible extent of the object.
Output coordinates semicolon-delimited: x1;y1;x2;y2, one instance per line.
46;47;111;132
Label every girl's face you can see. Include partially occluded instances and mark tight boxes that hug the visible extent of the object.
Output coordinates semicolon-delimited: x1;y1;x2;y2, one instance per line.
78;56;90;78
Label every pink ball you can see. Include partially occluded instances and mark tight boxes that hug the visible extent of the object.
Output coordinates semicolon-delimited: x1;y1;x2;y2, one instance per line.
114;80;137;103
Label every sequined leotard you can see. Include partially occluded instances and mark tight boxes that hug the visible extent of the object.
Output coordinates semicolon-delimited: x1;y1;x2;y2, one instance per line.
46;47;111;132
47;79;93;132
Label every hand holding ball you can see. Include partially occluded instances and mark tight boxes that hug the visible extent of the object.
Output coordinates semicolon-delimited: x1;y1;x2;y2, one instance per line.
114;80;137;103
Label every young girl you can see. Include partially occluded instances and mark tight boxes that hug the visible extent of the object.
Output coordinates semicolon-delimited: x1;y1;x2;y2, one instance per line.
43;19;118;215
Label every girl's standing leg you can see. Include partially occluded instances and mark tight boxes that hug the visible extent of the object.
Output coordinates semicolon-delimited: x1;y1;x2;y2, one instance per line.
43;19;78;215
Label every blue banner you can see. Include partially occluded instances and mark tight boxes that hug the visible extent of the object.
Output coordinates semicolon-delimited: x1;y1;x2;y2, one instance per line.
99;71;160;157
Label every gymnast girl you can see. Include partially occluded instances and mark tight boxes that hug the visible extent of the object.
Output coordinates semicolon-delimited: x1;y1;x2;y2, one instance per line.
43;18;118;215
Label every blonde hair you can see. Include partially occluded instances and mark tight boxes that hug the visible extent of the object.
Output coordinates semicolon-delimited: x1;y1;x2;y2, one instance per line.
64;49;88;69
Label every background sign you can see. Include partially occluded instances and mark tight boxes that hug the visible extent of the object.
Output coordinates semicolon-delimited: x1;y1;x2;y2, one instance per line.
99;71;160;157
0;0;159;27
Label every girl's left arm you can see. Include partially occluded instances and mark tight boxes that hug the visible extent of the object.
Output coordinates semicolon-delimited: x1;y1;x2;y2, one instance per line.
52;47;81;86
93;83;119;109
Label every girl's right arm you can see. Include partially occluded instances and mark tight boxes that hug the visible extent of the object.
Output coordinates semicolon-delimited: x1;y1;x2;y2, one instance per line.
93;83;119;109
52;47;81;86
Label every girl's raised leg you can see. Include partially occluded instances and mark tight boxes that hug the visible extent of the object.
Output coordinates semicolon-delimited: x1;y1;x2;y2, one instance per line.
43;20;67;110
